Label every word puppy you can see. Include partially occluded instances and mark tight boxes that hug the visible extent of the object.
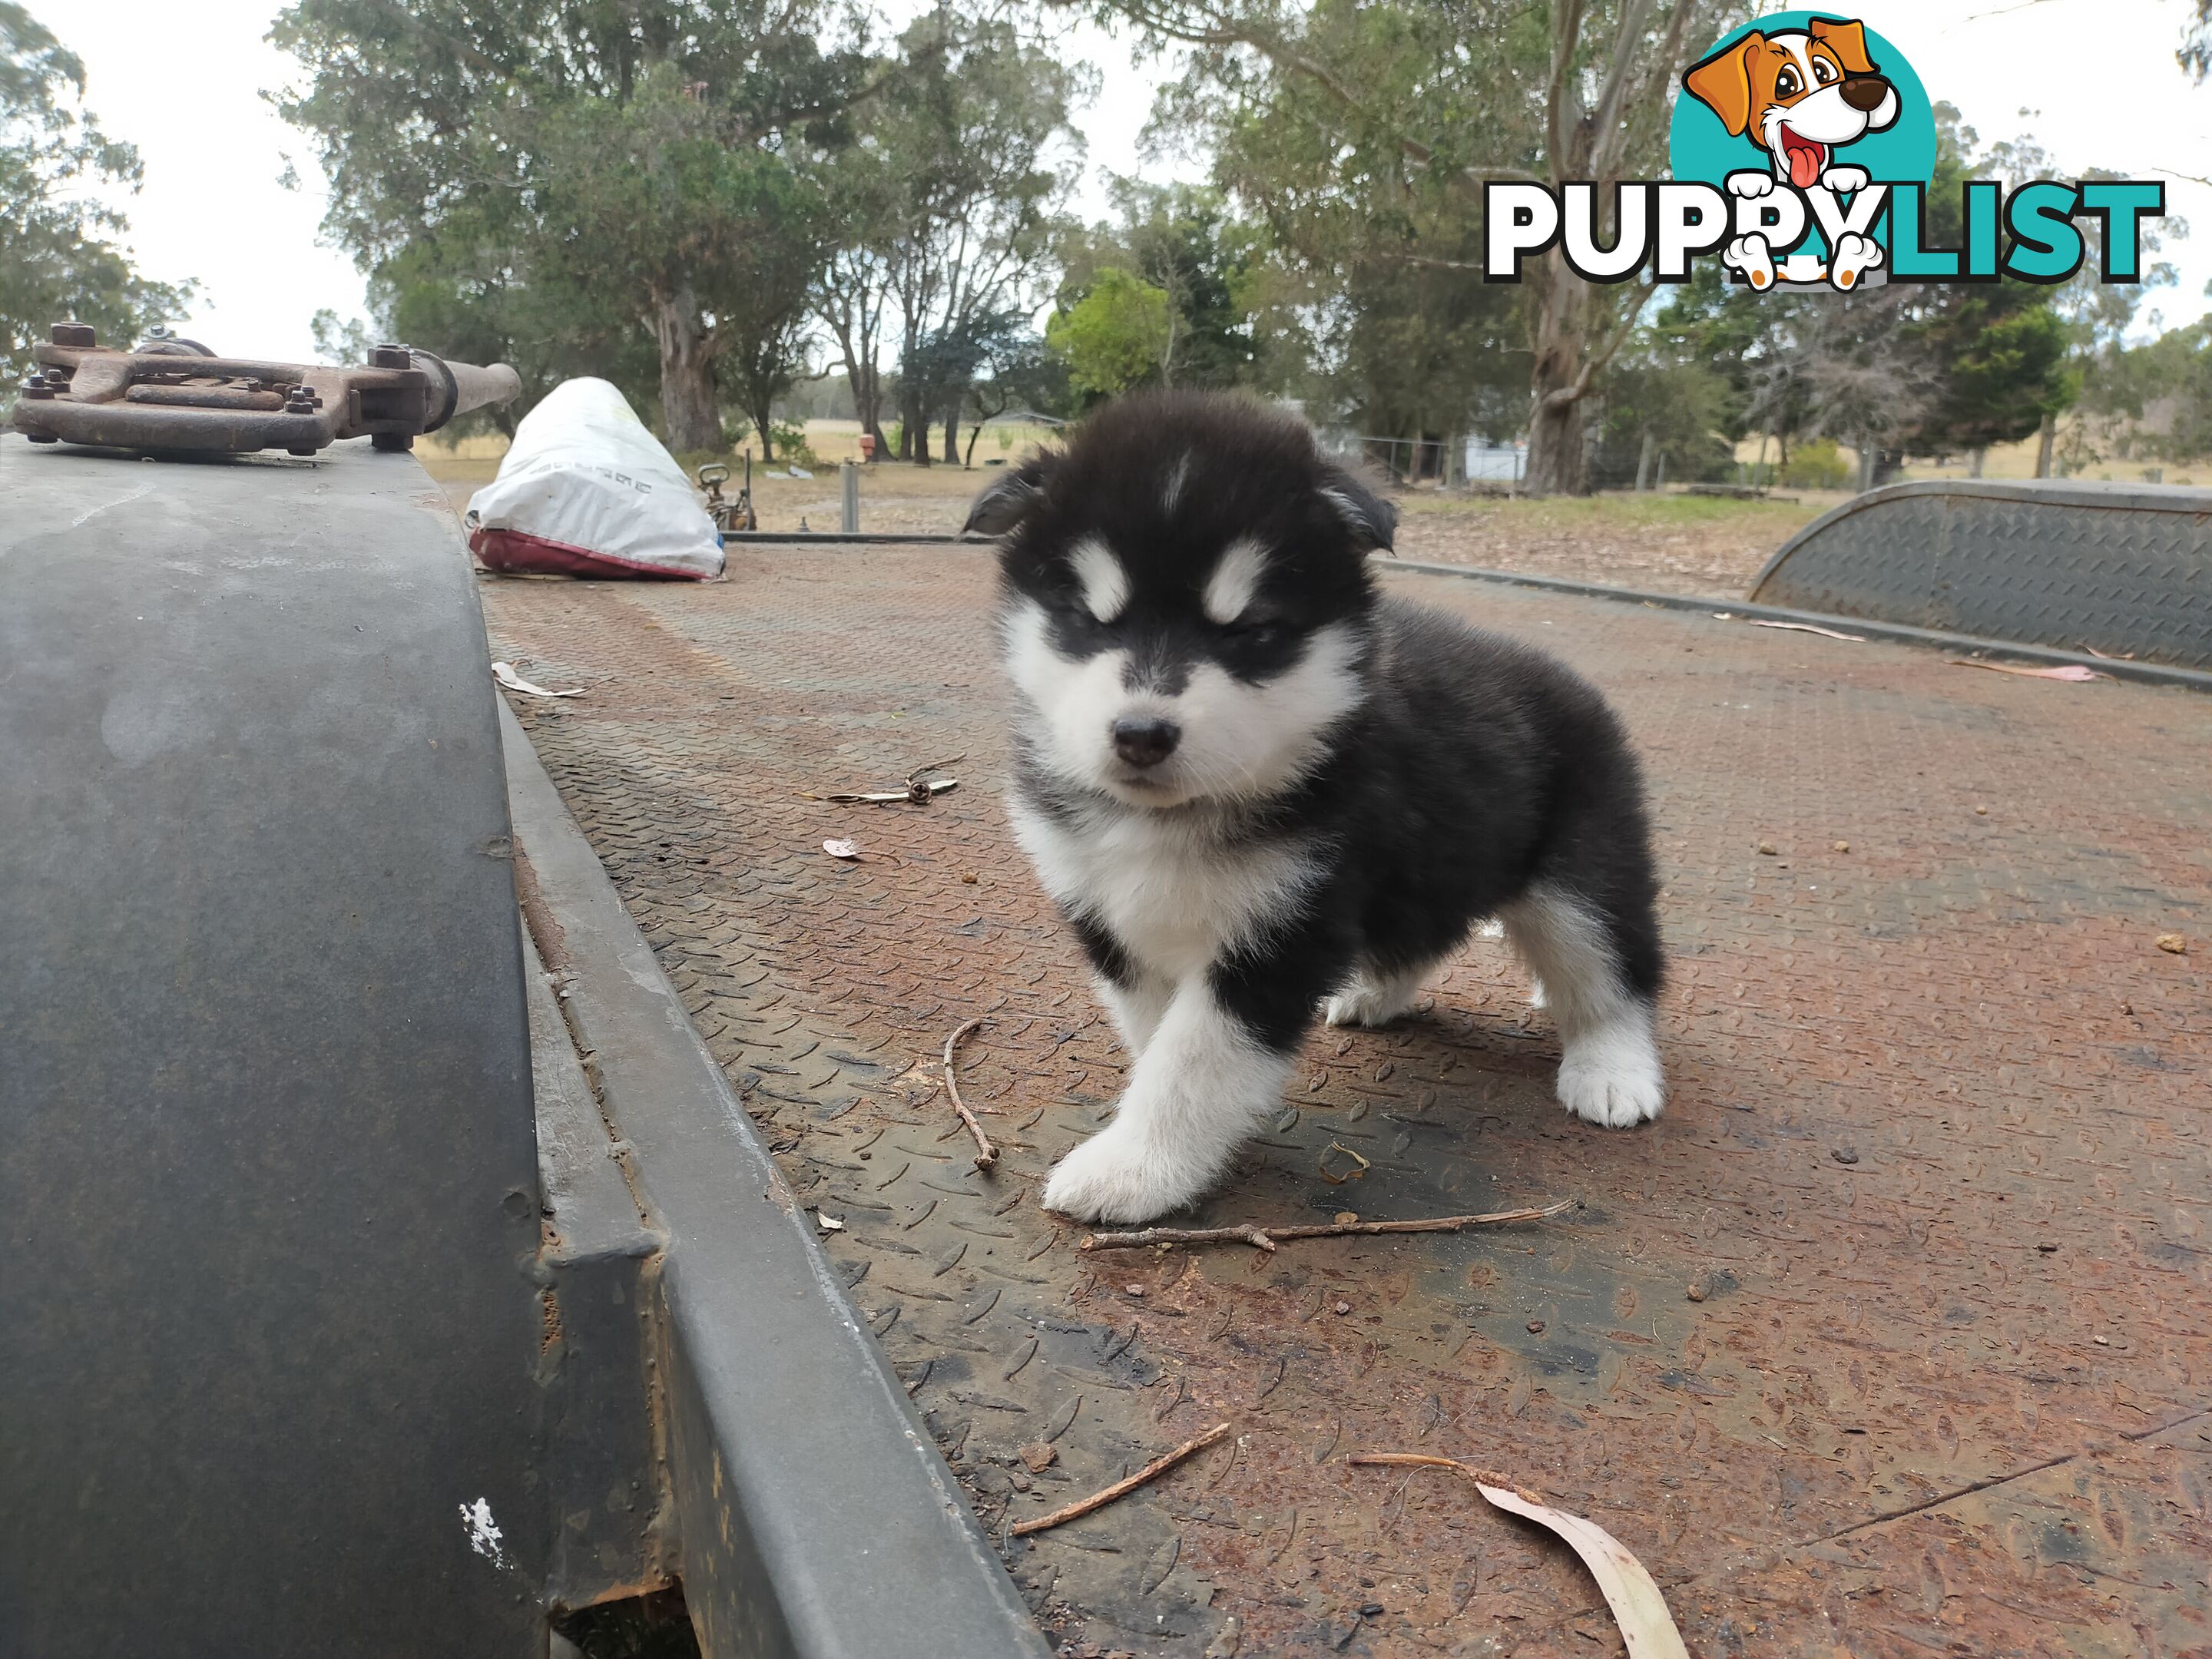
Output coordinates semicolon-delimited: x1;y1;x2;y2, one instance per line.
969;395;1666;1224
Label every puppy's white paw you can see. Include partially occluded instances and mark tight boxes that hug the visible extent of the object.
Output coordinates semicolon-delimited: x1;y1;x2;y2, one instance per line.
1820;164;1870;194
1556;1018;1665;1129
1726;170;1775;200
1041;1126;1197;1224
1724;233;1775;290
1830;231;1884;290
1324;980;1416;1028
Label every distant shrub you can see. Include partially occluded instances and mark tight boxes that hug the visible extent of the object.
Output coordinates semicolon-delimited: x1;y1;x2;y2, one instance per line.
770;420;821;469
1780;439;1850;490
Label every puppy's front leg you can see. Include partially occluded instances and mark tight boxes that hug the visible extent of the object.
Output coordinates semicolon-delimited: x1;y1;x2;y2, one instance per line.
1042;976;1290;1224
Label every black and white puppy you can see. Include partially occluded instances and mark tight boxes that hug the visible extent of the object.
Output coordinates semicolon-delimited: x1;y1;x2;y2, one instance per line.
968;393;1666;1224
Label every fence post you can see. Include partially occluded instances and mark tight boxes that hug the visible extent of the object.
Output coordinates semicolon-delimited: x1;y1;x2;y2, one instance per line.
840;459;859;534
1635;431;1656;494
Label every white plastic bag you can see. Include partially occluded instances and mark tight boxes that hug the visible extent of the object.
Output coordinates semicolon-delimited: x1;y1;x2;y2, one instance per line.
465;377;724;580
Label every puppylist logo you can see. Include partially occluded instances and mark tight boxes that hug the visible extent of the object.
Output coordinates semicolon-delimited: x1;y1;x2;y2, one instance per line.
1485;12;2164;292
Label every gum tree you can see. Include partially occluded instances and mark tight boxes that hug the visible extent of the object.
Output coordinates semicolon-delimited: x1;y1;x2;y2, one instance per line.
274;0;895;451
1065;0;1732;492
0;3;194;384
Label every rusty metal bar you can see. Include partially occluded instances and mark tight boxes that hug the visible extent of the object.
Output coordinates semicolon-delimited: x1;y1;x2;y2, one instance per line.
10;323;519;457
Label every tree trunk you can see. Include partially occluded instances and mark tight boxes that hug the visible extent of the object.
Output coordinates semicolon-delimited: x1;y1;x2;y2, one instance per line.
1967;445;1985;478
1523;396;1586;497
2035;411;2055;478
654;289;723;454
964;422;983;467
899;386;928;464
942;406;960;465
1522;259;1593;497
1634;431;1656;493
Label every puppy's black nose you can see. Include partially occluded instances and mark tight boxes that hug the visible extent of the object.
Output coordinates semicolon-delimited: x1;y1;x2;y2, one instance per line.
1111;717;1181;769
1840;74;1890;111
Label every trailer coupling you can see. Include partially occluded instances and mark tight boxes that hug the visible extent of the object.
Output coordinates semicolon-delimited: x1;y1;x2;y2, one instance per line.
11;321;521;456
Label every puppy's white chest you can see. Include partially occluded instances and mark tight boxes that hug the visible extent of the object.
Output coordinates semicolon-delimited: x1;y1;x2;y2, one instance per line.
1011;803;1313;982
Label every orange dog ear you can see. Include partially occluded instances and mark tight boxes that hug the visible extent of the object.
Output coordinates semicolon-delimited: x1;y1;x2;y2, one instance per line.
1683;32;1765;137
1808;17;1876;74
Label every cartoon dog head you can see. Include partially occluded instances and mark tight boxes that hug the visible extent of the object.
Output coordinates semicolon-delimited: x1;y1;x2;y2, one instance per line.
1684;18;1899;190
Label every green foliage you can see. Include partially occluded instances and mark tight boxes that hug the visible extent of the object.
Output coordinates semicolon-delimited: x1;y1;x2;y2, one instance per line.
767;419;820;469
1058;182;1256;392
864;15;1084;459
273;0;866;449
1779;439;1849;490
0;3;194;385
1047;267;1173;403
2074;320;2212;465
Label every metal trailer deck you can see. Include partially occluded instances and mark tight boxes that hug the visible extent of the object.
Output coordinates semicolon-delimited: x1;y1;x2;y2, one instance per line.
483;537;2212;1658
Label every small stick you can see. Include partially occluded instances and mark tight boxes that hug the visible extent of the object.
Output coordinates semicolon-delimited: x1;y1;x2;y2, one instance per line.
1009;1422;1233;1536
942;1018;998;1171
1080;1196;1577;1253
1349;1452;1524;1495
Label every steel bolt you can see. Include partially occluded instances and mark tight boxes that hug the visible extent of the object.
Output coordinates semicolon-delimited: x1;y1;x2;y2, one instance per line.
21;373;56;401
49;321;95;347
369;343;412;369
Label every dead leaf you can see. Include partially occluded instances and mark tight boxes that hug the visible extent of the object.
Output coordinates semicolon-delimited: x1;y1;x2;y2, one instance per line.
1349;1455;1688;1657
816;1211;846;1231
2157;933;2188;955
492;660;585;698
1947;657;2107;682
1319;1141;1371;1184
1477;1481;1687;1657
1018;1441;1058;1473
1748;618;1866;642
822;838;860;860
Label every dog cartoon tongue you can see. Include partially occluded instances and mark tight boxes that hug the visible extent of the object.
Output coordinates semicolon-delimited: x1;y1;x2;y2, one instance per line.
1780;128;1825;190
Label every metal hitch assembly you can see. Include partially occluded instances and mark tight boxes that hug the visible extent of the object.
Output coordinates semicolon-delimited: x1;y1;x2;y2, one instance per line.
10;320;522;456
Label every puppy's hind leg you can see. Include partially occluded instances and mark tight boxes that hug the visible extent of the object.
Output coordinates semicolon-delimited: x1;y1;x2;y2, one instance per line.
1323;955;1435;1028
1501;882;1664;1128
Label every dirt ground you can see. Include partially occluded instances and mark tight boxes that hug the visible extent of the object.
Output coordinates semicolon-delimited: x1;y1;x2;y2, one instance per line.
420;427;1837;603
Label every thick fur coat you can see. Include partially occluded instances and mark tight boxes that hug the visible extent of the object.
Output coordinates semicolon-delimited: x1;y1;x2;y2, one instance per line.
969;393;1666;1224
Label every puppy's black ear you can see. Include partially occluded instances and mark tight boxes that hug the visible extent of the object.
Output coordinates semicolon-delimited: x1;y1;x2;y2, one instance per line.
1318;468;1397;554
963;454;1057;538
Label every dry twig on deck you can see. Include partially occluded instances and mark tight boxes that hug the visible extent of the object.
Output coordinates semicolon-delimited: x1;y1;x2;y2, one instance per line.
1079;1197;1577;1253
1008;1422;1233;1537
942;1018;998;1171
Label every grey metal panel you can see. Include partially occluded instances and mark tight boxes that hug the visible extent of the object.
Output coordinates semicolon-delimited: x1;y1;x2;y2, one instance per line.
498;700;1050;1659
522;928;671;1613
0;438;550;1654
1374;558;2212;693
1750;479;2212;669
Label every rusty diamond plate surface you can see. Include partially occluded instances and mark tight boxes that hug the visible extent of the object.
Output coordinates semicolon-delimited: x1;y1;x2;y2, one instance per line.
482;546;2211;1659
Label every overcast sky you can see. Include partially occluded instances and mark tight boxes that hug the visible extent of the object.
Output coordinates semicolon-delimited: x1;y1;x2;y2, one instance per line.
55;0;2212;366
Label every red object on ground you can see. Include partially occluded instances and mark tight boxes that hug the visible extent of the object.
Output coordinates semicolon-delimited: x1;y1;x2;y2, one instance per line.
469;526;711;581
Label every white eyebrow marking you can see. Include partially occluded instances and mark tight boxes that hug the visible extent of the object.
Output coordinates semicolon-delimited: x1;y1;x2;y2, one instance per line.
1161;452;1193;515
1070;536;1128;622
1203;537;1269;624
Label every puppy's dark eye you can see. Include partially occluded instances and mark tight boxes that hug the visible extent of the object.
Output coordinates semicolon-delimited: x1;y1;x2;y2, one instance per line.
1223;617;1286;647
1775;67;1800;97
1813;58;1836;84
